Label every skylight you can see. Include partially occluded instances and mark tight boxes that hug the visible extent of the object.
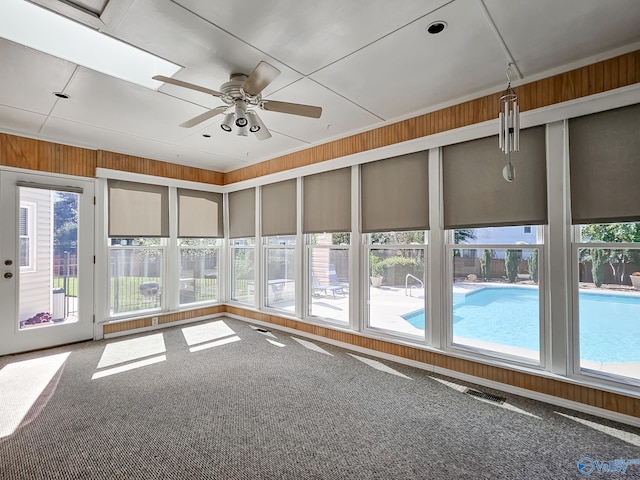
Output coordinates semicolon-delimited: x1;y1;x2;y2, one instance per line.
0;0;181;90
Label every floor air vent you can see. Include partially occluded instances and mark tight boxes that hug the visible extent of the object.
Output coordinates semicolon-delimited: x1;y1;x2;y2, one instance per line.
466;389;506;404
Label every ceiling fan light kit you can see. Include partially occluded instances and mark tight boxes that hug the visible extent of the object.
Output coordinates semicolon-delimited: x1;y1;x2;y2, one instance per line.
153;61;322;141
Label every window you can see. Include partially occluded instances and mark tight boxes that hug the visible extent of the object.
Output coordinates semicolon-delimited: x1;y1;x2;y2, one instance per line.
308;233;350;324
264;236;296;313
575;222;640;382
19;204;35;270
109;238;164;315
178;239;220;305
449;228;542;363
367;232;426;338
231;238;255;305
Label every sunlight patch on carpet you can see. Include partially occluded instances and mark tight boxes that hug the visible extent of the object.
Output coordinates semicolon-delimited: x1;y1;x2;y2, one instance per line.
267;339;286;347
349;354;412;379
92;355;166;379
0;352;70;438
556;412;640;447
183;320;238;346
97;333;166;369
291;337;333;356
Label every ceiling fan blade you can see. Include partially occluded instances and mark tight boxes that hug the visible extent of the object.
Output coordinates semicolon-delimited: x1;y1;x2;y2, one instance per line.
248;111;272;141
153;75;223;97
179;106;228;128
243;61;281;96
261;100;322;119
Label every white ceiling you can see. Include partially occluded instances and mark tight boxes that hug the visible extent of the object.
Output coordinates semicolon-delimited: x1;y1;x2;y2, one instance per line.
1;0;639;173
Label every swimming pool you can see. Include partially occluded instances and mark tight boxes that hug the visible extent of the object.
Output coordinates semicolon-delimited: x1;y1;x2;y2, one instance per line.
401;286;640;363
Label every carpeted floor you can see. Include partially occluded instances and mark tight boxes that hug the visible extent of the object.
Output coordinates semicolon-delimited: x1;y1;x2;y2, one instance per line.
1;316;639;479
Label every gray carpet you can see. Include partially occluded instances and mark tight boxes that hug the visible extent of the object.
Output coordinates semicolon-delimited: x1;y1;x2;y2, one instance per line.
1;317;639;479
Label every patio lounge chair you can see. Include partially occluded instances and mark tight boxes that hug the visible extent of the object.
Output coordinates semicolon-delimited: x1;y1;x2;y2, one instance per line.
312;272;347;299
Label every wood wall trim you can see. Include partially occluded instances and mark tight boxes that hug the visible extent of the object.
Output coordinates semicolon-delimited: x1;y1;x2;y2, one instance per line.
102;305;224;335
97;150;224;185
101;304;639;418
0;134;226;184
0;133;97;177
224;49;640;185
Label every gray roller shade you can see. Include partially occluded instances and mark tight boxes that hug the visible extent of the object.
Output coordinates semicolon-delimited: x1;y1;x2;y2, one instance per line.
177;189;223;238
569;103;640;225
262;179;297;236
229;188;256;238
443;126;547;229
361;152;429;233
108;180;169;237
303;168;351;233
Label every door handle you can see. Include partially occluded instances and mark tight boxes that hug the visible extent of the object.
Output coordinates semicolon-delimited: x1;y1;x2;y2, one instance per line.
4;272;13;279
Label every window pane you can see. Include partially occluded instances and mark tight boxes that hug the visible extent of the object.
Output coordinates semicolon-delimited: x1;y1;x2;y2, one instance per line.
309;248;349;323
453;226;538;245
309;232;350;246
179;242;219;305
451;248;540;362
109;245;163;315
265;235;296;246
231;247;254;305
370;231;425;245
579;222;640;243
265;247;295;313
578;247;640;381
368;248;425;338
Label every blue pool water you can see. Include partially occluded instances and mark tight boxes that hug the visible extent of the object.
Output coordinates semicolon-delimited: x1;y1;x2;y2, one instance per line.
402;287;640;363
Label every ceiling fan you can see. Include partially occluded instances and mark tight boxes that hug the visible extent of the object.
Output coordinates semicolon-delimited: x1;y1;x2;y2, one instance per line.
153;61;322;141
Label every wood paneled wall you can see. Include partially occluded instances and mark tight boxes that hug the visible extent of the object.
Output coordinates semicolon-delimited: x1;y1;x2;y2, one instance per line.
0;133;97;177
102;305;225;335
97;151;224;185
224;49;640;184
0;135;225;184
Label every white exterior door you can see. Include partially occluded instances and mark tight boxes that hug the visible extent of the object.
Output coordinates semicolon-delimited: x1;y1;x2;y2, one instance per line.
0;170;94;355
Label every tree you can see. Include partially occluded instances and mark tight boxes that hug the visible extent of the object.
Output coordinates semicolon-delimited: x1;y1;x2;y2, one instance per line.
53;193;78;255
589;248;607;287
581;223;640;285
505;249;521;283
480;249;491;281
454;229;476;244
529;249;539;284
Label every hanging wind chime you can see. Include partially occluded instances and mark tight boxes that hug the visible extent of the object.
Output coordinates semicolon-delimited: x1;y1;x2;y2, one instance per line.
498;65;519;182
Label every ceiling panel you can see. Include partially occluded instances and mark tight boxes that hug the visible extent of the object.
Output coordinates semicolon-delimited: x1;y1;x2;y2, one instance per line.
310;0;507;121
0;40;76;114
484;0;640;77
0;105;48;134
41;116;237;170
261;78;382;143
51;67;209;143
111;0;304;104
174;0;451;75
179;118;308;170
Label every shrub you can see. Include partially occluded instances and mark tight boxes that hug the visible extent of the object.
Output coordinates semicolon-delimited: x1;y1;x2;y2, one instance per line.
529;249;539;284
369;254;384;277
480;249;491;281
590;248;607;287
378;255;423;285
505;249;522;283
